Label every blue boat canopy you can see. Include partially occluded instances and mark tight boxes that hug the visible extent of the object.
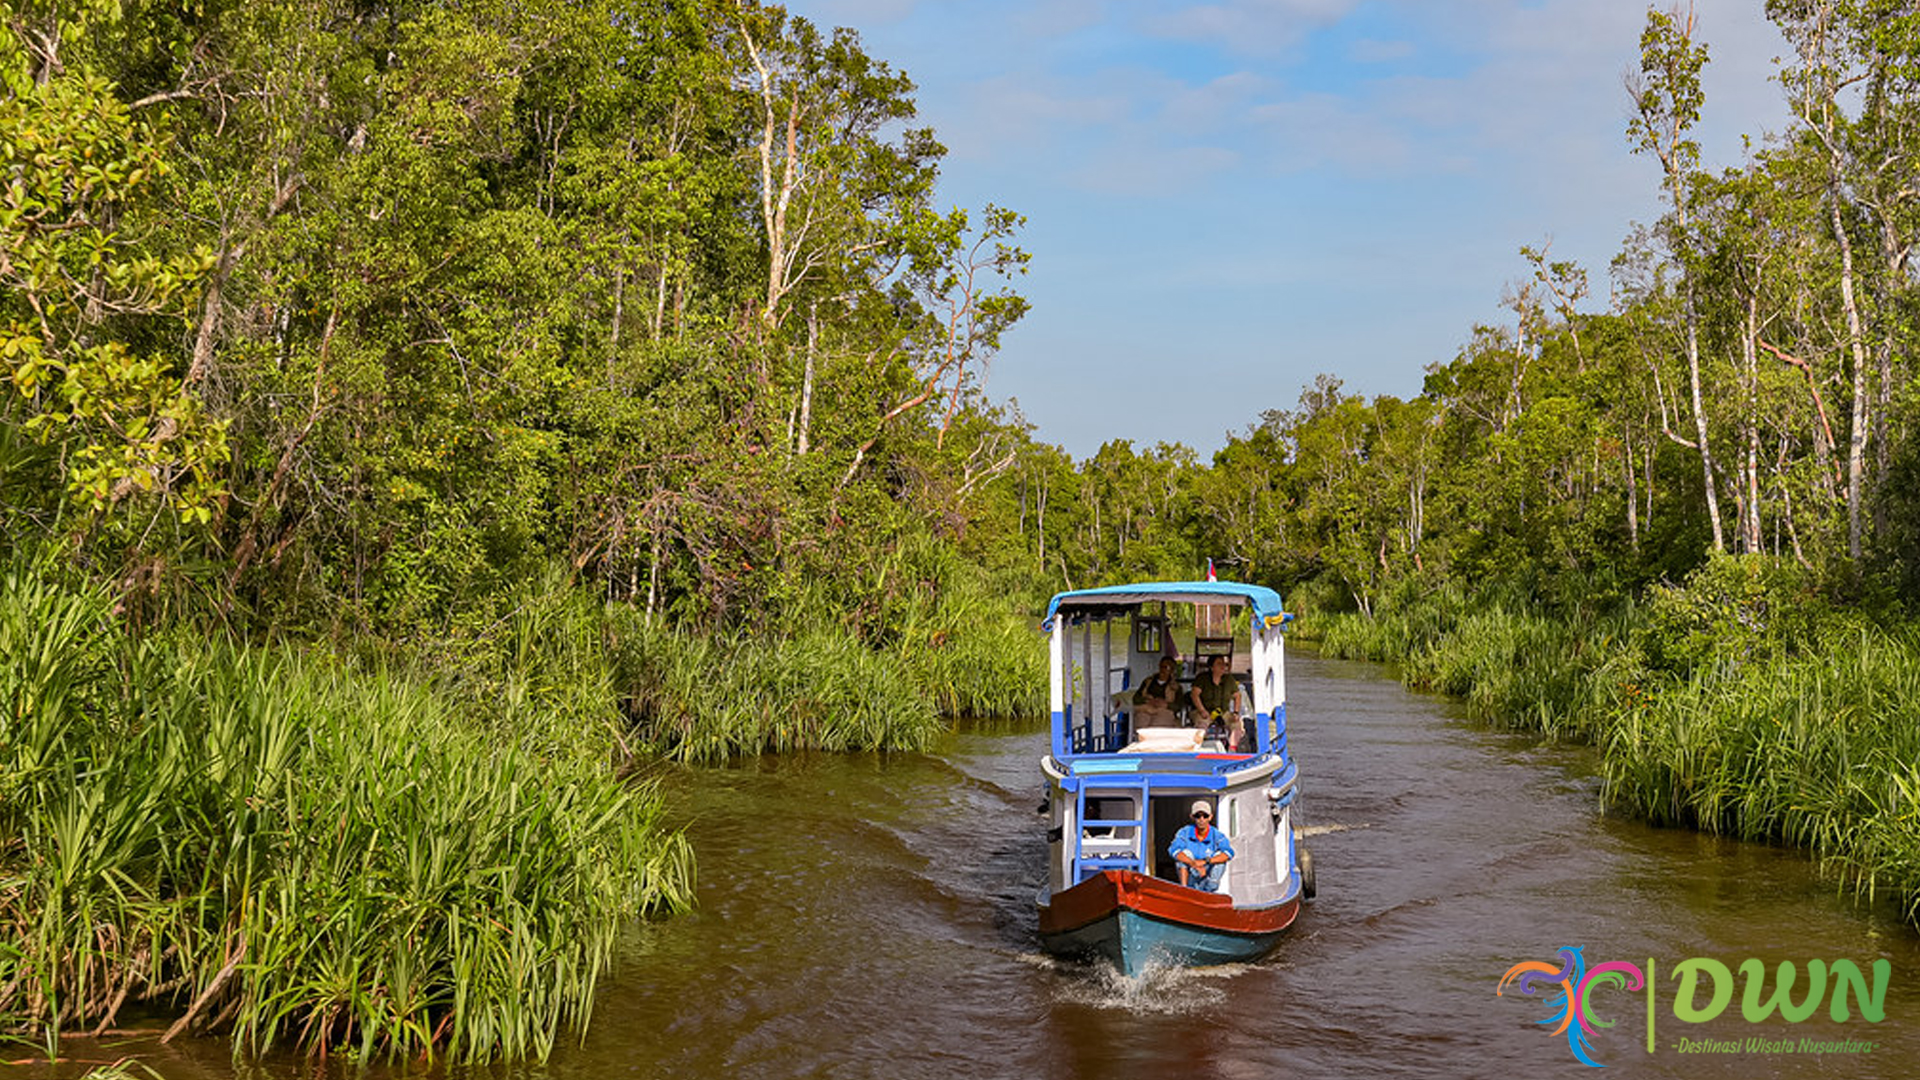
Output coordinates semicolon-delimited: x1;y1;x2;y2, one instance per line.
1044;580;1288;629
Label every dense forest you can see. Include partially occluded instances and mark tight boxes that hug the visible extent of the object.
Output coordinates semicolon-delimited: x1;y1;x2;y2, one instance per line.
5;0;1920;1064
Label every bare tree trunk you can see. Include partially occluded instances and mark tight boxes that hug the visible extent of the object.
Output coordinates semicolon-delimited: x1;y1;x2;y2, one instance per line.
1871;213;1909;540
609;268;623;388
797;302;817;455
1829;185;1872;559
110;191;277;502
1037;476;1049;567
187;246;234;387
1784;1;1876;559
1644;439;1657;541
1406;472;1423;556
1092;499;1101;563
1680;294;1725;549
1781;479;1811;568
1624;424;1640;549
739;19;802;332
1741;293;1762;553
1633;5;1721;551
1759;338;1840;494
645;527;662;621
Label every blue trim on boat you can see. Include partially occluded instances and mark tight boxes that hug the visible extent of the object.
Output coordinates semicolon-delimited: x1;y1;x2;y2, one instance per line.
1058;772;1231;795
1073;759;1142;774
1043;580;1288;629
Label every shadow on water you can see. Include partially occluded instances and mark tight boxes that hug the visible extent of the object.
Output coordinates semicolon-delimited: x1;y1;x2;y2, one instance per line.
15;652;1920;1079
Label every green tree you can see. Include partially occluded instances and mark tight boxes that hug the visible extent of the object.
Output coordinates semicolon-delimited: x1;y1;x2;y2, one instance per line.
1629;3;1726;552
0;2;224;544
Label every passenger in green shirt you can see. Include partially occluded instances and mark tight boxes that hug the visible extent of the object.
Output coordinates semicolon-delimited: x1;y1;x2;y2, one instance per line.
1188;655;1244;750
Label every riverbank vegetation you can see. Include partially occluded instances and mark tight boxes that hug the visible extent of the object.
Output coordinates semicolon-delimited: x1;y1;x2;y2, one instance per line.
8;0;1920;1064
0;562;693;1059
1305;559;1920;918
1;0;1045;1060
1256;5;1920;919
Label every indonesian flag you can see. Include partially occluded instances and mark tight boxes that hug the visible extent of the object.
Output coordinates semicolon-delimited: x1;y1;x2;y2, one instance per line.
1205;558;1217;582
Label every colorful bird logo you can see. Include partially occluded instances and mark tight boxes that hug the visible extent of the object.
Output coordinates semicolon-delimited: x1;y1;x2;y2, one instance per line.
1498;946;1647;1068
1499;946;1600;1066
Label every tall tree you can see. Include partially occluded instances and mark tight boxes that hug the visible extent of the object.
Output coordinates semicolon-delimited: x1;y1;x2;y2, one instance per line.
1769;0;1920;558
1629;3;1726;552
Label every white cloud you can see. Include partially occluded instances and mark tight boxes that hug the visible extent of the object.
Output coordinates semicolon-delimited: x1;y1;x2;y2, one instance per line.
1248;93;1416;175
1350;38;1414;63
941;73;1132;162
1015;0;1111;37
778;0;1802;454
804;0;920;26
1155;71;1274;134
1138;0;1364;53
1067;142;1241;195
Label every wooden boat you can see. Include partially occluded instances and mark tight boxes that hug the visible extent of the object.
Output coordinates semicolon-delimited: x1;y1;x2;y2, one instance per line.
1035;581;1312;975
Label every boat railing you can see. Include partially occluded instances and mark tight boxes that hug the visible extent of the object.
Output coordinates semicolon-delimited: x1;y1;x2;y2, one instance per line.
1055;749;1282;780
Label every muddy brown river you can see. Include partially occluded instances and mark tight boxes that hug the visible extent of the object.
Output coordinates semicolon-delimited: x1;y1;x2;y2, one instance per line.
22;652;1920;1078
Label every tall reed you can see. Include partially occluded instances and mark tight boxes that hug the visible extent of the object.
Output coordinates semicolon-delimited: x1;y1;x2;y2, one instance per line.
0;566;692;1061
1302;561;1920;919
609;615;941;761
606;538;1047;763
1;545;1052;1055
1313;579;1637;741
1312;578;1472;661
1601;626;1920;912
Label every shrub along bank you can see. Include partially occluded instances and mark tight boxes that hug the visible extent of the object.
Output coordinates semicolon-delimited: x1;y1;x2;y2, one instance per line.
606;557;1047;763
1303;555;1920;919
0;565;694;1061
0;558;1045;1060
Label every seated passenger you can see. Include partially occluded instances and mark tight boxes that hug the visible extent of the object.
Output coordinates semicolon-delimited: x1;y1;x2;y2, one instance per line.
1131;655;1182;726
1170;800;1234;892
1188;654;1245;750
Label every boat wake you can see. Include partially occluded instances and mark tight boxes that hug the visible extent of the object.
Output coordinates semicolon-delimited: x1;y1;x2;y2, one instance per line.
1023;952;1248;1014
1298;822;1371;837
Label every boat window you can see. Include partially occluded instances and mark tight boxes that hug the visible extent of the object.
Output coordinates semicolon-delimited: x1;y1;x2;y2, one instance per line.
1133;618;1162;654
1083;795;1138;834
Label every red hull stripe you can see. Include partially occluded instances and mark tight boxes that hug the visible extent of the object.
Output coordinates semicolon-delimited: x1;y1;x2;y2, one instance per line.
1038;870;1297;936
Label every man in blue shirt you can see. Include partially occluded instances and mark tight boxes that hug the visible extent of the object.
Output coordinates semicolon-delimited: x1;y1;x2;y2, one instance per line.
1170;800;1234;892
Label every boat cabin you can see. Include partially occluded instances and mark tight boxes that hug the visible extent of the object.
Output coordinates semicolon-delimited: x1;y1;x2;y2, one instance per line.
1038;582;1299;906
1042;581;1289;759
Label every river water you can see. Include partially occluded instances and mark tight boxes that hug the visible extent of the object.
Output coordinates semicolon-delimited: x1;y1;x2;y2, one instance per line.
27;652;1920;1078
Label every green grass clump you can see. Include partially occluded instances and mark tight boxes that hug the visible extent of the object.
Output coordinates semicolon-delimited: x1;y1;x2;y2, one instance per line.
610;616;939;761
1401;605;1637;740
0;566;692;1062
1300;557;1920;920
1311;578;1635;741
1602;626;1920;913
905;610;1047;720
0;542;1049;1057
1312;579;1472;661
605;539;1047;762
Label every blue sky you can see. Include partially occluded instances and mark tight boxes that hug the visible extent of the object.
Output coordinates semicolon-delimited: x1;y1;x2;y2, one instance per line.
786;0;1795;459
